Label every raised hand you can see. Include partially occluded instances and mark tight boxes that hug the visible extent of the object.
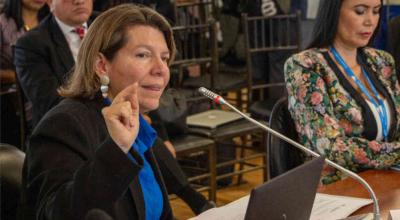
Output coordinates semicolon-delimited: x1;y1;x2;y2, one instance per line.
102;83;140;153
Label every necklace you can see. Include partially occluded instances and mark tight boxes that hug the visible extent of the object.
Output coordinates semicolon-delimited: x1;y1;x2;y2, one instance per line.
330;46;389;141
23;24;31;31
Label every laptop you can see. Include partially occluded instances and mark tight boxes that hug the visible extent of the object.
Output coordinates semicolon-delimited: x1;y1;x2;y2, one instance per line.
186;109;243;129
244;156;325;220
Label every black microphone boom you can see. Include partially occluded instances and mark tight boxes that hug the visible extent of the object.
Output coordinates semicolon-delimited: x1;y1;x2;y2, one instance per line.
198;87;381;220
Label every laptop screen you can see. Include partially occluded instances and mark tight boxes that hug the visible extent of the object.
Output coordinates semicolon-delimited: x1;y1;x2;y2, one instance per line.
244;157;325;220
186;109;243;129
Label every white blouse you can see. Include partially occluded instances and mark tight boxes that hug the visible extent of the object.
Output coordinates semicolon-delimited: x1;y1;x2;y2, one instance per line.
365;98;391;141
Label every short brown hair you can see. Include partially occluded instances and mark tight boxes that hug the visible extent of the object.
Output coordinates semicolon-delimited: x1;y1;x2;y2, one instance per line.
59;4;176;98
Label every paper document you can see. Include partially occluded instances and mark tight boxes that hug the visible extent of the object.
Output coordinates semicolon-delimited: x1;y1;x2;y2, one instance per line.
189;196;249;220
310;193;373;220
191;194;372;220
389;209;400;220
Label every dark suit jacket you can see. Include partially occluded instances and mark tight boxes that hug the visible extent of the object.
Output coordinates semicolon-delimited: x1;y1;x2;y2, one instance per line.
14;14;89;126
20;94;173;220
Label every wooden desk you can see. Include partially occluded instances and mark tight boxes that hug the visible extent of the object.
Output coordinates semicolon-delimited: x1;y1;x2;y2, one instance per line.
318;170;400;219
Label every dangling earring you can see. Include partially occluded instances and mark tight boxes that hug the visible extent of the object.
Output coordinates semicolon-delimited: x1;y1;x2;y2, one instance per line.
100;75;110;98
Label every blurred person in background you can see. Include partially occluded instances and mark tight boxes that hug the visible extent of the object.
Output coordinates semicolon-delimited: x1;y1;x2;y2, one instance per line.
0;0;47;147
14;0;94;127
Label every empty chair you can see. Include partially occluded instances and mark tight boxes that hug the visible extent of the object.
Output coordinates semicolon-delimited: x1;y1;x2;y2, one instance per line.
242;12;301;119
172;0;217;26
170;21;219;101
172;1;248;109
171;135;216;201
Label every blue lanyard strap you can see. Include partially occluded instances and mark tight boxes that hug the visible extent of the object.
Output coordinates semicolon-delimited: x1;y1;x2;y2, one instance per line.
330;47;388;140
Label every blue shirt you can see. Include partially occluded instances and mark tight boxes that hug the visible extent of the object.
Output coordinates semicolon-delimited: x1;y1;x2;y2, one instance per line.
127;115;164;220
103;98;163;220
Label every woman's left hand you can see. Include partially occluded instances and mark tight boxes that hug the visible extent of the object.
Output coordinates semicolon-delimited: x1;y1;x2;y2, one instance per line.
102;83;140;153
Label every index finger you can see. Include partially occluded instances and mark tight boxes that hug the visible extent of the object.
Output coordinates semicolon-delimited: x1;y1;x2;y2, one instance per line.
112;83;138;105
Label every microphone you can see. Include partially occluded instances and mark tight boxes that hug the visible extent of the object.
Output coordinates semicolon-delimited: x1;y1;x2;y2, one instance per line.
198;87;226;105
85;209;114;220
198;87;381;220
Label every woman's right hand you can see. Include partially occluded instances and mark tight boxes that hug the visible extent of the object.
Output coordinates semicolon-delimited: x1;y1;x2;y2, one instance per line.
102;83;140;154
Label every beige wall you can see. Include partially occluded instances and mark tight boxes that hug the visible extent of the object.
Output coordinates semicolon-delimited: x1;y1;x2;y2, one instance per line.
387;0;400;5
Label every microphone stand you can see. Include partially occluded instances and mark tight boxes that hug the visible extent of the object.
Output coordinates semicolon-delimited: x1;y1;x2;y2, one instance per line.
198;87;380;220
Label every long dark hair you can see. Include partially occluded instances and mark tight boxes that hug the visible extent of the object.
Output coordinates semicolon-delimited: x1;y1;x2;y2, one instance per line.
307;0;383;49
1;0;24;29
1;0;49;30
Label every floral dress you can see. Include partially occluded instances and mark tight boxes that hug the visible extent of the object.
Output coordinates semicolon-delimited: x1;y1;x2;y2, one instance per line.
284;47;400;184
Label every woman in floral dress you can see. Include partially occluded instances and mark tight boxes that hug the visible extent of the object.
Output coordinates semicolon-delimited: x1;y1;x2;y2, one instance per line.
284;0;400;184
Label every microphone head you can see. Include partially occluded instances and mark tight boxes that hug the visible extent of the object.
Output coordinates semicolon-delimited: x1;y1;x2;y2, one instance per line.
85;209;114;220
198;87;207;95
198;87;225;104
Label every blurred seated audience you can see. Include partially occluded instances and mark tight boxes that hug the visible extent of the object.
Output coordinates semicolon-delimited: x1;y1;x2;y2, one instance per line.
284;0;400;184
0;0;47;146
14;0;93;127
1;0;47;82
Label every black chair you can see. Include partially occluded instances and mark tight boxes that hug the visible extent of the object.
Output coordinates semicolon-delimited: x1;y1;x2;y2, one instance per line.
172;0;217;26
388;15;400;74
15;77;29;150
170;21;219;93
188;118;268;185
7;46;30;150
171;1;248;110
242;12;301;119
0;143;25;220
171;135;216;201
0;87;20;147
266;97;305;180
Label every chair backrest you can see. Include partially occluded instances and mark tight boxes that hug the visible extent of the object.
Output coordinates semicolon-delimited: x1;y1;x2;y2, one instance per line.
0;143;25;220
241;12;301;102
266;97;305;180
11;45;29;150
173;0;217;26
389;16;400;72
170;21;219;91
15;77;28;150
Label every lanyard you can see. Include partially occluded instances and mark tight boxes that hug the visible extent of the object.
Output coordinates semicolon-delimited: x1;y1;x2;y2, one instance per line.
330;47;388;141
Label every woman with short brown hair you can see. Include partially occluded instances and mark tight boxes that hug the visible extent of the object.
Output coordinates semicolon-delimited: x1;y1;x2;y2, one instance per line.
22;4;177;220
